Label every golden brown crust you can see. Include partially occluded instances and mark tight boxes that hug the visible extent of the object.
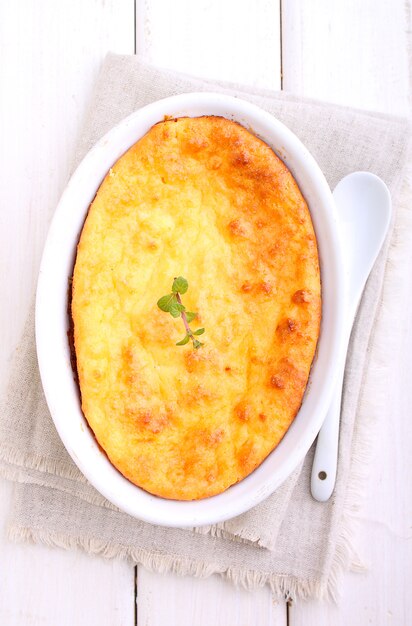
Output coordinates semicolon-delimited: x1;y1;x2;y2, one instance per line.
72;116;321;500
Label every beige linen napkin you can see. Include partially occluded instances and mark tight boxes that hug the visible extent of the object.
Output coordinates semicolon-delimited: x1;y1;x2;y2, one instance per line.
1;53;411;600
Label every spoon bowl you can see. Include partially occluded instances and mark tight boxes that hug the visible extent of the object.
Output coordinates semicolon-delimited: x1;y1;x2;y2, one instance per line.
335;172;392;317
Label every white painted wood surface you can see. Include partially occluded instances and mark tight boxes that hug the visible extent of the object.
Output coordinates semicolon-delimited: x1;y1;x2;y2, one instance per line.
1;1;410;624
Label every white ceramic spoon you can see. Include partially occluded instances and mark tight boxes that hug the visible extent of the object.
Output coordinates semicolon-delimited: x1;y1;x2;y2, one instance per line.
311;171;392;502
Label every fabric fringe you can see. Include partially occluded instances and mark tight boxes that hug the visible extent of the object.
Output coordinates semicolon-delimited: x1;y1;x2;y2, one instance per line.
0;443;85;483
194;524;267;548
8;525;333;601
0;462;121;512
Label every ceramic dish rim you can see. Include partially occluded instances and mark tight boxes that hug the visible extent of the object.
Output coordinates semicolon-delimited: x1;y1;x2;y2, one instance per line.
35;92;345;527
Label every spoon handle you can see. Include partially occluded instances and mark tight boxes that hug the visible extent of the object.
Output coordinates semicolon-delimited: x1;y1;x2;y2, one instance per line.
311;299;355;501
311;307;359;501
311;172;392;502
310;365;345;501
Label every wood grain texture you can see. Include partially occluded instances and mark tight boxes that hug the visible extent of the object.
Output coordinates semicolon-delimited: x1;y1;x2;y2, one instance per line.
136;0;281;89
137;567;286;626
0;1;135;624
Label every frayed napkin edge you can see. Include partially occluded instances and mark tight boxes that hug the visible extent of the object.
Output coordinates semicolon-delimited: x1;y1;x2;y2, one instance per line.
6;524;333;602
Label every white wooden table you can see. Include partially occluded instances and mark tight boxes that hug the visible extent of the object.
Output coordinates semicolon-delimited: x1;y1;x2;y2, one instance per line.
1;2;411;624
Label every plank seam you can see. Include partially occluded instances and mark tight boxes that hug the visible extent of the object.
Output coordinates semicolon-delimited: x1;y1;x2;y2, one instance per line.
279;0;284;89
134;0;137;54
134;565;138;625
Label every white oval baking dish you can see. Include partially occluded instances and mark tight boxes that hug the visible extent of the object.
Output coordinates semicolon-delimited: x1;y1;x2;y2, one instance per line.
36;92;344;527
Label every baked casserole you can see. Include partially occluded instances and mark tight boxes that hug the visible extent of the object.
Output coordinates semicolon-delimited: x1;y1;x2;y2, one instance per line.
72;116;321;500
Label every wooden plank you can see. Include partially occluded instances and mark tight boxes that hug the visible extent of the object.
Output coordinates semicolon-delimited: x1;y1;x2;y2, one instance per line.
135;1;286;623
282;1;412;624
282;0;410;115
136;0;281;90
137;566;286;626
0;1;136;624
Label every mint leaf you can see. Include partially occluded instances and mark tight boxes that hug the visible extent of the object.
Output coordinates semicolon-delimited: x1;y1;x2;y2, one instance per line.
157;293;176;312
193;339;203;349
172;276;188;294
176;334;190;346
193;328;205;336
169;302;181;318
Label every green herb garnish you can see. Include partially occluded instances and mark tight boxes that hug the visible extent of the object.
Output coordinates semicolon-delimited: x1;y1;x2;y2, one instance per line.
157;276;205;349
